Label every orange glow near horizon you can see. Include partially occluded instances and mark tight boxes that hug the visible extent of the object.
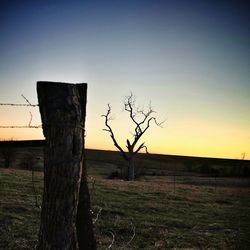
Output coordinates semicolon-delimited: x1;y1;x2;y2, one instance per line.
0;125;249;160
86;116;250;160
0;103;249;160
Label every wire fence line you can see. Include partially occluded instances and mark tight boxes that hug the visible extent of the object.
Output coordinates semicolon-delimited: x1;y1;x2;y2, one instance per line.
0;95;42;129
0;103;38;107
0;125;42;129
0;94;38;107
0;95;85;130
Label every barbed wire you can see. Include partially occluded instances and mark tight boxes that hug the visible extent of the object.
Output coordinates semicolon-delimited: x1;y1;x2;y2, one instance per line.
0;125;42;129
0;94;86;130
0;94;38;107
0;103;38;107
0;95;41;128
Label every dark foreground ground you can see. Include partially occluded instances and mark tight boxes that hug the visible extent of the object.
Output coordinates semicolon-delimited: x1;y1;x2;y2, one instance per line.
0;141;250;249
0;166;250;250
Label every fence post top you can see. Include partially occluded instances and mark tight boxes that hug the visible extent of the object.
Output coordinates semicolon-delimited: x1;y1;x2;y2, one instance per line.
37;81;87;86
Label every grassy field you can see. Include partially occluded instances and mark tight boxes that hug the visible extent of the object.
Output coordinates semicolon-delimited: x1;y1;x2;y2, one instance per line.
0;166;250;250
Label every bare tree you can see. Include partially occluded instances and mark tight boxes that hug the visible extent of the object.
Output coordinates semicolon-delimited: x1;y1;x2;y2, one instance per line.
102;93;164;181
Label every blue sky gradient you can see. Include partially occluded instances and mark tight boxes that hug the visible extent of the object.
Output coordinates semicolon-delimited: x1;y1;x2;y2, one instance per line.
0;0;249;159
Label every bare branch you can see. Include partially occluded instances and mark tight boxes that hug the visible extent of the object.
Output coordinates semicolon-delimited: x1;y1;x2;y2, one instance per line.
124;93;138;126
102;104;128;161
126;139;131;149
123;93;164;152
140;116;165;135
103;129;111;132
134;143;148;155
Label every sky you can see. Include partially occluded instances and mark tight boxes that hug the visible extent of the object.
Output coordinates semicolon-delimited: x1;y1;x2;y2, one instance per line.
0;0;249;159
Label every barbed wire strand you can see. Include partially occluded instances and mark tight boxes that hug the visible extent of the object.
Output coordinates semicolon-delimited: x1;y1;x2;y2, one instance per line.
0;95;87;129
0;95;40;128
0;125;42;128
0;103;38;107
0;94;38;107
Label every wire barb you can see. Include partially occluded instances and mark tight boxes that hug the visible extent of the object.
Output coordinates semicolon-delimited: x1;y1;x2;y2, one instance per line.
21;94;33;106
28;112;33;127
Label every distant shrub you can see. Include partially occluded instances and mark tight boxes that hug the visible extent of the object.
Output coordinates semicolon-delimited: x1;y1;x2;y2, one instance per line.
107;165;127;179
107;170;120;179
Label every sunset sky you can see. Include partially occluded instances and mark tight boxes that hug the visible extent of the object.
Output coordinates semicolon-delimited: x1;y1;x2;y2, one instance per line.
0;0;249;159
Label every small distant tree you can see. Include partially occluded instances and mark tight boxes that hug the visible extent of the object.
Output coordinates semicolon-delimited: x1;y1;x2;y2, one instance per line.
102;93;164;181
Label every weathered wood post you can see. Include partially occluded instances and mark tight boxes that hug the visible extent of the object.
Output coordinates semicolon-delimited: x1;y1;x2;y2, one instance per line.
37;82;96;250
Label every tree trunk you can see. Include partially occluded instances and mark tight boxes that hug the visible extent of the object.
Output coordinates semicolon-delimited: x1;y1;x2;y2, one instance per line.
127;156;135;181
37;82;95;250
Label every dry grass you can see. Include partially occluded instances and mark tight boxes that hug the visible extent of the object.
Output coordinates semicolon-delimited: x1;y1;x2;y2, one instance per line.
0;167;250;249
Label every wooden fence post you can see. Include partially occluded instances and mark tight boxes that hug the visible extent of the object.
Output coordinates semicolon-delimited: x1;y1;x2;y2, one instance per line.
37;82;96;250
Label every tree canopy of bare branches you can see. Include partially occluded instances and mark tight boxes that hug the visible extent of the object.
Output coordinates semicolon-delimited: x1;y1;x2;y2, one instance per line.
102;93;164;181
